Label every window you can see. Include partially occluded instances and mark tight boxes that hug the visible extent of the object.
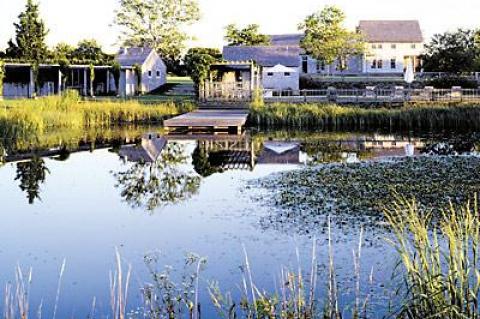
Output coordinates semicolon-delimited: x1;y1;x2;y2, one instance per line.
267;72;274;77
317;60;325;72
391;44;397;49
411;44;416;49
148;70;152;77
378;44;383;49
371;59;377;69
156;70;161;78
391;58;397;69
284;72;291;77
372;44;377;49
377;59;383;69
302;56;308;73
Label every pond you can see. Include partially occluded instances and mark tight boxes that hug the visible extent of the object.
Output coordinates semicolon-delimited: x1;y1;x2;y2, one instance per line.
0;128;479;318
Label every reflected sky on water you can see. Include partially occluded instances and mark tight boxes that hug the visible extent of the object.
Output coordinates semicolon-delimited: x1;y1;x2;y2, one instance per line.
0;129;478;318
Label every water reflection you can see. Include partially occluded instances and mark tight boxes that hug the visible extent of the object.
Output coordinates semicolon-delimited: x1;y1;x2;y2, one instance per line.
115;139;201;211
14;156;50;204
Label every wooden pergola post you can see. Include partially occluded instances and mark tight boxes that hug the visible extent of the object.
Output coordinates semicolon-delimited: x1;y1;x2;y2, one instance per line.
83;67;87;96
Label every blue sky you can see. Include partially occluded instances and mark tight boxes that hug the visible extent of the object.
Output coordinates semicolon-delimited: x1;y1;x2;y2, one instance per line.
1;0;479;53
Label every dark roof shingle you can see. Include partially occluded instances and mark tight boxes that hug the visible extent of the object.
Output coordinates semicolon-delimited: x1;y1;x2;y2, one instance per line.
116;47;153;67
269;34;303;46
358;20;423;43
222;46;300;67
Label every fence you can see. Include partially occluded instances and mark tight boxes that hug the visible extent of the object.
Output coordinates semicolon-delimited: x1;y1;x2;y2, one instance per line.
202;87;480;104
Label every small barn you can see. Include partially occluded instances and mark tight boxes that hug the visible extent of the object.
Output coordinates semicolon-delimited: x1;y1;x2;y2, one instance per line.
116;47;167;97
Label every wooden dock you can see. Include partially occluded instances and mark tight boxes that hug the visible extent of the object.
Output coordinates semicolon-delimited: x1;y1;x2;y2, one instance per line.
164;109;249;134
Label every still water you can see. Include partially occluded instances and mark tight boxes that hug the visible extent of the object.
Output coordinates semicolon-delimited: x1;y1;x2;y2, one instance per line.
0;129;477;318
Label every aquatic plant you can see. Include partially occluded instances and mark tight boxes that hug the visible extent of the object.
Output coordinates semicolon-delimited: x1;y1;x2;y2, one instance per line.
250;102;480;131
0;94;194;144
385;197;480;318
252;156;480;235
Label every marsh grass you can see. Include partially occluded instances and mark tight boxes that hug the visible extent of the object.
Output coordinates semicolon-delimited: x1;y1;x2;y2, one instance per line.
208;220;368;319
385;196;480;318
250;102;480;131
0;91;194;142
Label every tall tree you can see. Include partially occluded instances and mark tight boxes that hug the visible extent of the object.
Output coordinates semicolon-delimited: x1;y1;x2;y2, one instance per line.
422;29;478;73
114;0;200;69
225;24;270;46
184;47;221;89
72;39;109;62
8;0;48;61
299;6;364;72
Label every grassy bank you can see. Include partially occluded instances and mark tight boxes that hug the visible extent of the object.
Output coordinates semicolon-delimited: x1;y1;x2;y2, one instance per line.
0;92;194;141
250;102;480;130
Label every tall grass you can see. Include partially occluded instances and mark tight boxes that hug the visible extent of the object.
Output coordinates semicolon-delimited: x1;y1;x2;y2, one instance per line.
250;102;480;131
385;196;480;318
0;91;194;140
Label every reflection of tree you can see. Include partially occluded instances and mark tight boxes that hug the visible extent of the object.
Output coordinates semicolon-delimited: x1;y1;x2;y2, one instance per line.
14;156;50;204
114;143;201;211
191;144;222;177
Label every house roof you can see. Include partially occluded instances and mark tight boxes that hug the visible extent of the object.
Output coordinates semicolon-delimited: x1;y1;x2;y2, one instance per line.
358;20;423;43
269;34;303;46
116;47;154;67
266;64;298;73
222;46;300;67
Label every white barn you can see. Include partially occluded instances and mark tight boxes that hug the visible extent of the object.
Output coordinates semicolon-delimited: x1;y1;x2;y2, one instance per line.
116;47;167;97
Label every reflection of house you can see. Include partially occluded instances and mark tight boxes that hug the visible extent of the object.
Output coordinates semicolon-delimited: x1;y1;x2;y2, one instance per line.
116;47;167;97
257;142;305;164
119;134;167;163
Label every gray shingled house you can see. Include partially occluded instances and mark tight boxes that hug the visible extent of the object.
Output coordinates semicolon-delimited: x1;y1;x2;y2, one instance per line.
116;47;167;97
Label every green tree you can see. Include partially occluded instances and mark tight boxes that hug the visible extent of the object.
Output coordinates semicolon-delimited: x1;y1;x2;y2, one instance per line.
114;0;200;69
422;29;478;73
72;39;108;63
51;42;75;61
299;6;364;73
225;24;270;46
184;47;221;90
8;0;48;62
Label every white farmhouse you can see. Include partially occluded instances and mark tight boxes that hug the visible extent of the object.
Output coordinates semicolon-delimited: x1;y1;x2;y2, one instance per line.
358;20;424;74
116;47;167;97
269;20;424;76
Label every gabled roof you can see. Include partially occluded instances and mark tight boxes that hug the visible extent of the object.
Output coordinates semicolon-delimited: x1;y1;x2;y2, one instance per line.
269;34;303;47
222;46;300;67
266;64;298;73
358;20;423;43
116;47;154;67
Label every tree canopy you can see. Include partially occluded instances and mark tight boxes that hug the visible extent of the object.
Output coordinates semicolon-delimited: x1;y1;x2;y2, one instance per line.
184;47;221;87
7;0;48;62
225;24;270;46
422;29;479;73
114;0;200;69
299;6;364;71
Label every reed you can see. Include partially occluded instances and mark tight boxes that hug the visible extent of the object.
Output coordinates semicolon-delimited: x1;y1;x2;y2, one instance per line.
250;102;480;131
0;91;194;141
385;196;480;319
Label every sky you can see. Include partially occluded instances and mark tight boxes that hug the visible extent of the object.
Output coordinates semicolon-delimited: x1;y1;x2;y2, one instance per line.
0;0;479;53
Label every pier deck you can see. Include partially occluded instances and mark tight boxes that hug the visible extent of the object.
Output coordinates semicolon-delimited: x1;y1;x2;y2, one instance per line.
164;110;249;134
